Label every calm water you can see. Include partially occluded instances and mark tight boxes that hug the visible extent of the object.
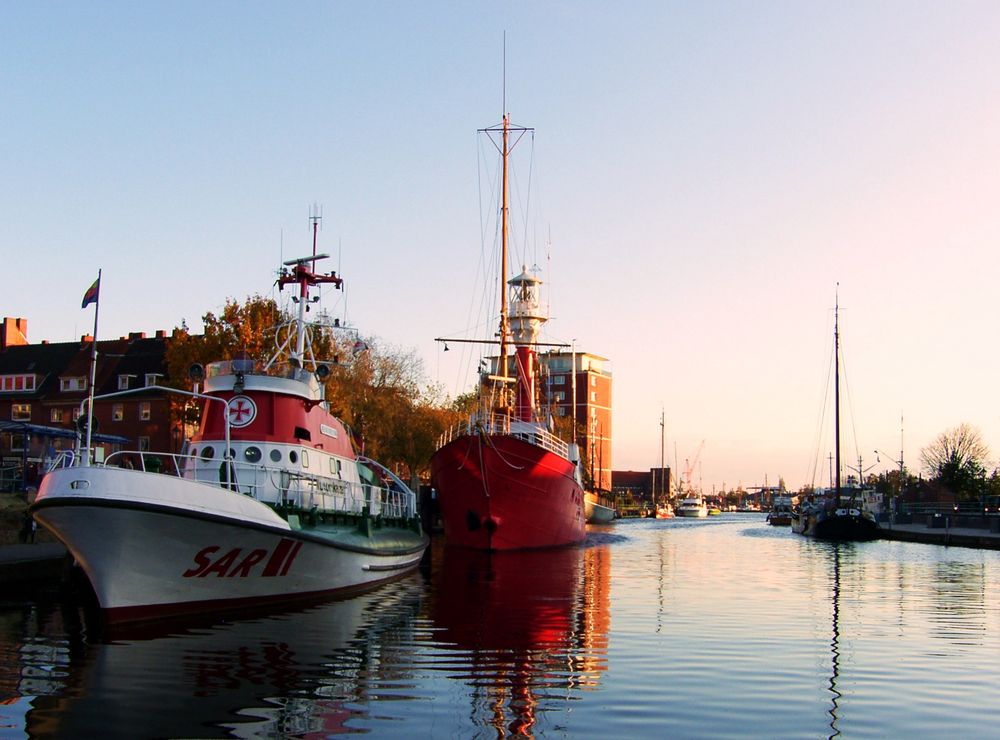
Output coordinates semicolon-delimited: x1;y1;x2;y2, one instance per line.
2;515;999;738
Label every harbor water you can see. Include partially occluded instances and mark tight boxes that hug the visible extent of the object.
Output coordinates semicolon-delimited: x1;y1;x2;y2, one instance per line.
2;515;999;738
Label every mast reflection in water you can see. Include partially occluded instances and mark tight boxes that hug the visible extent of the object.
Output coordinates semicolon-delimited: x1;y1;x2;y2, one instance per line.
827;545;843;738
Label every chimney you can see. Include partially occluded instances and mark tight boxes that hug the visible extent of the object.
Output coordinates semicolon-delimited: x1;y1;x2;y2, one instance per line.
155;330;166;339
1;317;28;350
128;331;146;341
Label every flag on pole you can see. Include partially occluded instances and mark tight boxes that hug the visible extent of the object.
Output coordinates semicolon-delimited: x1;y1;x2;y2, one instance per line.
81;277;100;308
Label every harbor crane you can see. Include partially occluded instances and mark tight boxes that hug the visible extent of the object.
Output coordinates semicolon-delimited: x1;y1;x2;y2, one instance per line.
683;439;706;494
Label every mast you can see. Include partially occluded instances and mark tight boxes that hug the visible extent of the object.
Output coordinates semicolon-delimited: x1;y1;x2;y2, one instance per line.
499;113;510;381
834;288;841;506
483;108;536;422
276;213;343;367
660;410;665;505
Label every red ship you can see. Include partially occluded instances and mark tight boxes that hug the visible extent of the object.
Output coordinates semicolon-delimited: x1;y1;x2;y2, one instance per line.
430;111;585;551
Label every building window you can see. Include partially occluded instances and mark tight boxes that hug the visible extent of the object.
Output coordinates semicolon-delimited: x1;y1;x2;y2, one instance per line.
553;375;565;385
113;404;124;421
140;402;151;421
145;373;162;387
11;403;30;421
555;407;566;416
60;377;87;392
1;374;37;392
554;391;565;402
118;375;133;390
590;376;597;387
590;391;597;402
50;408;64;423
9;433;27;452
72;407;81;422
138;436;150;452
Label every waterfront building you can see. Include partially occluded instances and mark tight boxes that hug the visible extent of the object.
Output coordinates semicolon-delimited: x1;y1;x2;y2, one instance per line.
611;468;671;514
0;316;173;490
481;349;613;491
539;350;612;491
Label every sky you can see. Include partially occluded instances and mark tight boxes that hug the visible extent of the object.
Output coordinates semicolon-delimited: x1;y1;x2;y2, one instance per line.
3;1;1000;493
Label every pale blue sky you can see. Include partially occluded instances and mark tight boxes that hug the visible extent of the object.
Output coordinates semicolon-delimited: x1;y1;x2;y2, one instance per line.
4;2;1000;491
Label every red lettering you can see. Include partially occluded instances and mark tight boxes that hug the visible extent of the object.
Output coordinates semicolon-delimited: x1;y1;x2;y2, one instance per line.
262;538;295;577
228;548;268;577
200;548;242;577
183;546;220;577
279;541;303;576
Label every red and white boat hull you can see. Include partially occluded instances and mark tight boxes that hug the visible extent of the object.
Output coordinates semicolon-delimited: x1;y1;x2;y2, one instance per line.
430;433;585;550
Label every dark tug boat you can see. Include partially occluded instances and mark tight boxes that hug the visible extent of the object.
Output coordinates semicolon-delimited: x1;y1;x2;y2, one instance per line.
792;292;878;541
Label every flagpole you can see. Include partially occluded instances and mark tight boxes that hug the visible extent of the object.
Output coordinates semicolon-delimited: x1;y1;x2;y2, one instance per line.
84;269;102;466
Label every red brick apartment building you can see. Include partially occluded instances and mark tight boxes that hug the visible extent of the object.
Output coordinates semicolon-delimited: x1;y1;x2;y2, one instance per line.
0;317;173;490
483;349;613;491
537;350;613;492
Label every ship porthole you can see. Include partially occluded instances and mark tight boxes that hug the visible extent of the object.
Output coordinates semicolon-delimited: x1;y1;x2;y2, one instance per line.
244;446;262;463
289;450;299;464
201;446;215;461
270;449;281;462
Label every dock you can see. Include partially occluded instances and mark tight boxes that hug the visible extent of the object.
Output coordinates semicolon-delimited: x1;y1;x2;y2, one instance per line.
0;542;67;585
879;518;1000;550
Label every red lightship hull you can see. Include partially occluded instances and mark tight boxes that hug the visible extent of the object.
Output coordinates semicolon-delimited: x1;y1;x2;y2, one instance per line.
431;433;586;551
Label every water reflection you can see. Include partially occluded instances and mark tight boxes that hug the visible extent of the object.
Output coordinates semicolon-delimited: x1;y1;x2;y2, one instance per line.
428;541;610;735
827;545;843;739
4;521;1000;738
8;576;425;738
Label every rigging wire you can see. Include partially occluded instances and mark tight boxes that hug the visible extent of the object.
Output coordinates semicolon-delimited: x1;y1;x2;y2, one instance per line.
838;319;863;482
806;312;836;488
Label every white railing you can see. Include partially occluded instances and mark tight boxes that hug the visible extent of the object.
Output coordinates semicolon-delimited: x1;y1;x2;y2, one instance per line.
437;412;571;460
98;450;418;520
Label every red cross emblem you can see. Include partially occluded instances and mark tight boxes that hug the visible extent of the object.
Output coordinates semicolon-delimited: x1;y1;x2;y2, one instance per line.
227;396;257;428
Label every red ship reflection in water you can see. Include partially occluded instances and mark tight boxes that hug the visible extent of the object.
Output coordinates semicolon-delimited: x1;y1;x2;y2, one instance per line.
429;540;611;735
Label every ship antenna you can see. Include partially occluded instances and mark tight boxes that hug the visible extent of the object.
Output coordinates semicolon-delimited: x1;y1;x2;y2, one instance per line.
502;31;506;117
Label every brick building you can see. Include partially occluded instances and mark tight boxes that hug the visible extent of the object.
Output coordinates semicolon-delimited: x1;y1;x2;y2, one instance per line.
0;316;173;490
611;467;672;514
483;349;613;491
538;350;613;491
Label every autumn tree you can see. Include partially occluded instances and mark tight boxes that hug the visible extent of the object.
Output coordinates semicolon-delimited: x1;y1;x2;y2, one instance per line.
920;423;991;501
163;295;466;487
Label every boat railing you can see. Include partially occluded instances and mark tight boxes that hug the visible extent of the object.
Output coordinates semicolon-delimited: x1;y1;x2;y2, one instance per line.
42;451;77;472
101;450;417;519
437;413;571;459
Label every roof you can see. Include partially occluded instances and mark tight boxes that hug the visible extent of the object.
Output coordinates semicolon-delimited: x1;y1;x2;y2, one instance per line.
0;419;130;444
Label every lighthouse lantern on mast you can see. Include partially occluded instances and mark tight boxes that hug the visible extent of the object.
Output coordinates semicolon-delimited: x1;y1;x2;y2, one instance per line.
508;264;546;422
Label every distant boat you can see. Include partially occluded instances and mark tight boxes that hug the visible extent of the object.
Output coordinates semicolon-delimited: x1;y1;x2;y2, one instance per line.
653;410;673;519
585;491;616;524
793;291;878;541
767;495;793;526
429;109;586;551
675;496;708;518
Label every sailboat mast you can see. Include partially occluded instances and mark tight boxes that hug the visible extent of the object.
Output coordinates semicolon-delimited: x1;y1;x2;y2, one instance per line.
834;290;841;505
660;410;666;504
499;113;510;380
